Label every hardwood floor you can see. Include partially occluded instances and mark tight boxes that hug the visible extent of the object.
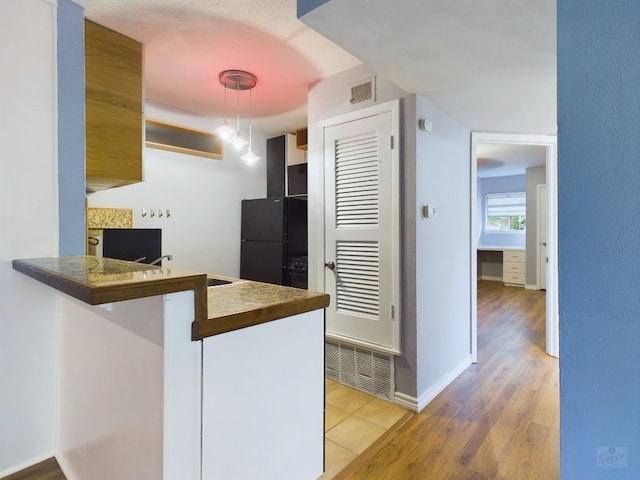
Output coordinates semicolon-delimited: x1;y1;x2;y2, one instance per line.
336;281;559;480
1;458;65;480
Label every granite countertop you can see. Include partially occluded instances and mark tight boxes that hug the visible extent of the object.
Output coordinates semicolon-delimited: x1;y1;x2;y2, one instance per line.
196;278;329;339
12;256;329;340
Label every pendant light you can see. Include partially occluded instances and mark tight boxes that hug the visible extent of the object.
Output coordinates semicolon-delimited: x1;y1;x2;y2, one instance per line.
227;75;248;149
217;70;257;155
241;87;261;161
213;81;235;139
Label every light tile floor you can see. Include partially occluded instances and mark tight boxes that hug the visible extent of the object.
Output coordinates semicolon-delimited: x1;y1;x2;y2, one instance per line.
319;379;409;479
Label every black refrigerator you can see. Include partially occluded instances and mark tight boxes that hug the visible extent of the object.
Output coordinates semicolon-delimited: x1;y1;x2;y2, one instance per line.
240;197;307;288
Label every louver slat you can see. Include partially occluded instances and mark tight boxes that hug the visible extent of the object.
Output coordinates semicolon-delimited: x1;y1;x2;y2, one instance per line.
335;133;379;227
336;241;380;318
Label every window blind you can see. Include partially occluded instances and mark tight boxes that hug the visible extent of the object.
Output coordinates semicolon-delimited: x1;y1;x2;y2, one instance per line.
486;192;526;217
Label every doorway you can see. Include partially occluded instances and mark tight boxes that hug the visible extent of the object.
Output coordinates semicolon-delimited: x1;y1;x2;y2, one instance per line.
470;132;558;362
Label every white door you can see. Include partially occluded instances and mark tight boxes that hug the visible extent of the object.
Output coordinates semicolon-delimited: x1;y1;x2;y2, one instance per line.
323;106;400;353
537;184;547;290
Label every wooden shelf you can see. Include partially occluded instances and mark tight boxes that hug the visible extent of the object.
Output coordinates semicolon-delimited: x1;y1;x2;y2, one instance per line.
145;118;223;159
295;127;308;150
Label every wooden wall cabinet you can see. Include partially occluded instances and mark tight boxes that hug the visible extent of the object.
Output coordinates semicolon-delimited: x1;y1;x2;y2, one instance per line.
85;20;143;192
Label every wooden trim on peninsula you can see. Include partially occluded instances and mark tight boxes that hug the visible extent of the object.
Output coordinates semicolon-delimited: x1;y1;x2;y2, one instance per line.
193;293;330;339
12;257;207;324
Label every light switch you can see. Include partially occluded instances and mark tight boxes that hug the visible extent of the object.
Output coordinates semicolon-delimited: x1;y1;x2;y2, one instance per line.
422;204;437;219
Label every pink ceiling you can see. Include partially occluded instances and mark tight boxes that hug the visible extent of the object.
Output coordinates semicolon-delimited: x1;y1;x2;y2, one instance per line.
83;1;360;133
142;16;321;120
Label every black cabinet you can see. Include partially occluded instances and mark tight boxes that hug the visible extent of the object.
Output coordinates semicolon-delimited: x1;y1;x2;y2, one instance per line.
266;135;286;197
266;134;307;197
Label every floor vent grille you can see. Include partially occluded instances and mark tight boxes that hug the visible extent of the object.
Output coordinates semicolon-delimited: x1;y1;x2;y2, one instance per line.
325;340;394;401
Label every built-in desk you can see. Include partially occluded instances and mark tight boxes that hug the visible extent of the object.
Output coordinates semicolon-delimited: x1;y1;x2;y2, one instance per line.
477;246;526;287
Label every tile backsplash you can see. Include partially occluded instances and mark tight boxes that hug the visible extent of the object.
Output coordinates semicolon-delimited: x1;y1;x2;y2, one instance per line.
87;207;134;256
87;207;133;229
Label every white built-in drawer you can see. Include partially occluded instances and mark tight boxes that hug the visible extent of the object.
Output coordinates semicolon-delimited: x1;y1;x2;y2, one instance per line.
503;272;526;285
503;261;526;274
503;250;526;263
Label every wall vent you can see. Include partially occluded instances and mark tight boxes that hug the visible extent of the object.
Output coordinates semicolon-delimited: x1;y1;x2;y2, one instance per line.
325;339;394;401
349;77;376;106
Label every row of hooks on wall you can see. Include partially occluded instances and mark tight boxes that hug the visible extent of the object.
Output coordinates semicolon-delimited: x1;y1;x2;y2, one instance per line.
141;208;171;218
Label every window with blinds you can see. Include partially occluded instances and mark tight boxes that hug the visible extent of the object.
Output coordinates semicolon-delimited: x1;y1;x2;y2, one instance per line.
485;192;526;231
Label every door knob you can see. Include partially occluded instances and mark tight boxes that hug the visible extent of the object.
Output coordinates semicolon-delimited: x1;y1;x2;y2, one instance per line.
324;261;335;270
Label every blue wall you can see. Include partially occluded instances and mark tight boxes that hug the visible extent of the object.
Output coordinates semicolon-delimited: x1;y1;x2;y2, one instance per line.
57;0;85;255
558;0;640;477
297;0;330;18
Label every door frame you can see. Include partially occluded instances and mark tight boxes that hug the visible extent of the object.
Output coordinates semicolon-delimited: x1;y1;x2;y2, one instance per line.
536;183;548;291
470;132;558;361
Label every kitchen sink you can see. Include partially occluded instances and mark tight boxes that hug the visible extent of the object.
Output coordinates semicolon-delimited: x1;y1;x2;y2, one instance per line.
207;277;233;287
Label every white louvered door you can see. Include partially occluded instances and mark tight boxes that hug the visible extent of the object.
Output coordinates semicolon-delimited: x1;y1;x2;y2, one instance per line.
324;106;400;353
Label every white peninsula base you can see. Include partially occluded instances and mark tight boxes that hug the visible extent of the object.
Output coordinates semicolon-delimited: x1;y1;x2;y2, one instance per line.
56;291;324;480
202;311;324;480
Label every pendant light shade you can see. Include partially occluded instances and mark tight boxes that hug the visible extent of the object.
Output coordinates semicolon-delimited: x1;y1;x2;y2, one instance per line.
229;131;249;150
241;112;260;161
214;81;235;139
241;148;260;162
214;120;235;140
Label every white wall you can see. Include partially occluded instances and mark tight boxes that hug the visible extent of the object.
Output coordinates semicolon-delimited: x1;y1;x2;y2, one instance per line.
88;103;267;276
412;94;472;402
0;0;59;474
307;67;472;410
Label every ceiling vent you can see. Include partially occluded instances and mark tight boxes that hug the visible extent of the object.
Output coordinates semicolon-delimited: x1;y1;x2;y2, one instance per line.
349;77;376;106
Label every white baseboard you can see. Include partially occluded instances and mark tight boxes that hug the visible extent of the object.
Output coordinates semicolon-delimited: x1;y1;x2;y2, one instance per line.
525;283;539;290
57;453;78;480
416;356;472;411
479;275;502;282
394;356;472;413
393;392;419;412
0;453;55;478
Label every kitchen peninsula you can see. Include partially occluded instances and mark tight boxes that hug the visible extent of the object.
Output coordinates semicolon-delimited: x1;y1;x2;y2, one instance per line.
12;256;329;480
